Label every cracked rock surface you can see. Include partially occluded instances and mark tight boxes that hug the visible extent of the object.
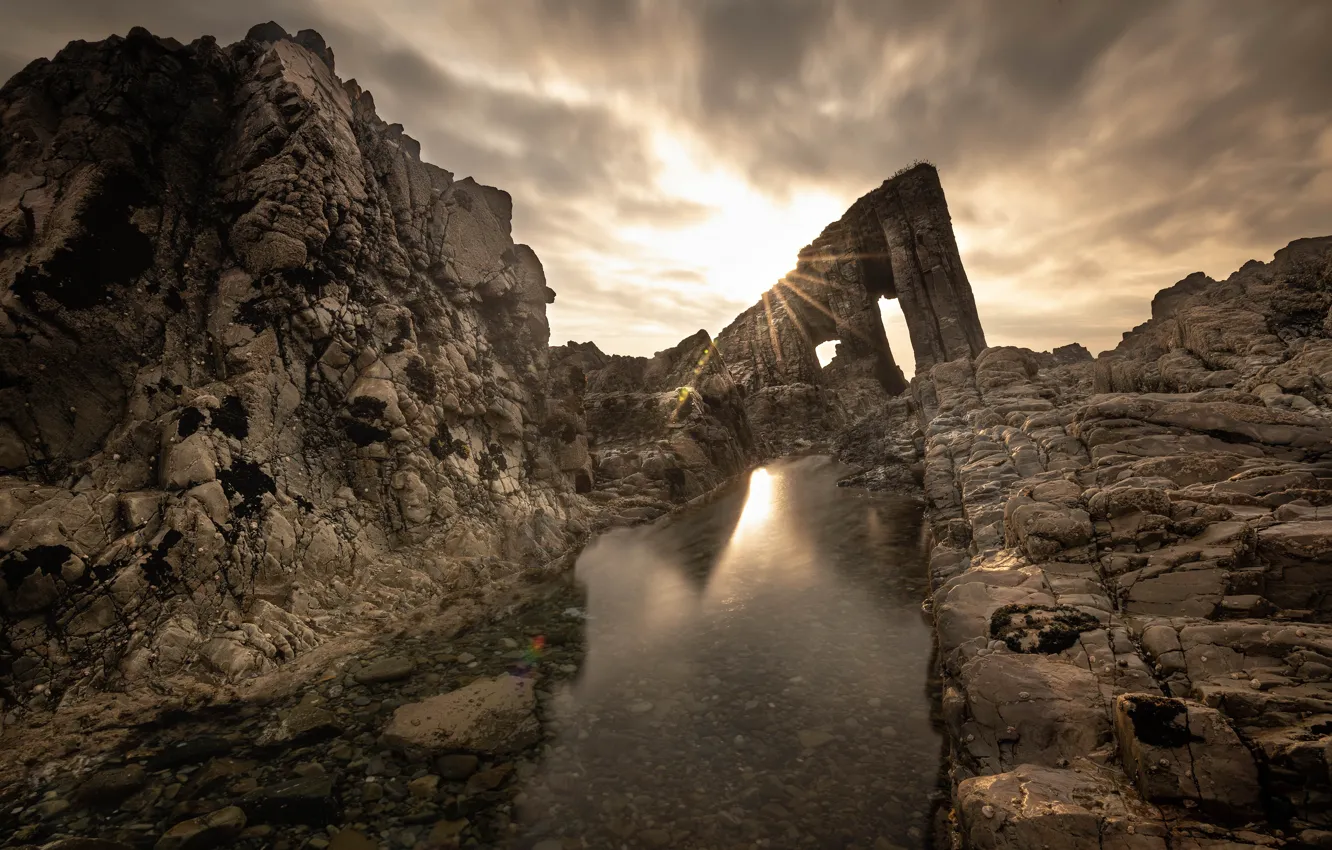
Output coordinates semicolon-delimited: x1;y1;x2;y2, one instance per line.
0;24;599;708
913;238;1332;846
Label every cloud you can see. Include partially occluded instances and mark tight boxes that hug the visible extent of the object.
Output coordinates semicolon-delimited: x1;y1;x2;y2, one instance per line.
3;0;1331;359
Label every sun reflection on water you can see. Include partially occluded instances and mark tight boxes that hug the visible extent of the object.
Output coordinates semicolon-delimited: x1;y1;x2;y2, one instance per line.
734;467;773;533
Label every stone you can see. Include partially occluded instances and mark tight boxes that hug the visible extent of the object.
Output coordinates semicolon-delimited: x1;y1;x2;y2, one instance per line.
435;753;480;780
240;776;338;825
354;656;416;684
73;763;148;807
381;674;540;755
257;692;342;747
797;730;835;749
1114;694;1262;816
155;806;247;850
427;819;468;844
408;774;440;799
463;763;512;795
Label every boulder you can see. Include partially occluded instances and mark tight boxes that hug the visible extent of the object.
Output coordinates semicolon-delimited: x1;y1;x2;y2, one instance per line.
1114;694;1261;817
381;673;540;755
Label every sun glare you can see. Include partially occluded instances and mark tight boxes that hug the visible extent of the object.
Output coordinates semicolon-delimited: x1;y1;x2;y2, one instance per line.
617;132;847;307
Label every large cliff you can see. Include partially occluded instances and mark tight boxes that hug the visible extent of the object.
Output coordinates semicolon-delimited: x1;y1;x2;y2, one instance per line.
0;25;589;703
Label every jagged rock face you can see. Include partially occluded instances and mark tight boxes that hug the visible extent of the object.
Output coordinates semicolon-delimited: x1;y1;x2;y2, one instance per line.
715;163;985;447
0;27;583;702
550;330;758;504
915;236;1332;845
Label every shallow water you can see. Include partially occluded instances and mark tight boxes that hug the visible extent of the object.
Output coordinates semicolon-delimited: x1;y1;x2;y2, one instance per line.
515;456;944;849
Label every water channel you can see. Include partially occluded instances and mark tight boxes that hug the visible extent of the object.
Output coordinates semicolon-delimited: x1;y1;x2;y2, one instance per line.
514;456;944;849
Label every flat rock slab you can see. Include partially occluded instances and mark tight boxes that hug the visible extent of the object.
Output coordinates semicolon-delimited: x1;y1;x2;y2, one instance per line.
155;805;247;850
381;673;539;755
1114;693;1261;816
354;655;416;684
256;693;342;747
958;764;1168;850
73;764;147;807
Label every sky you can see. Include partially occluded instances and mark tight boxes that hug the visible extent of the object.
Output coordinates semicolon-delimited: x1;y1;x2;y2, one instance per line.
4;1;1331;365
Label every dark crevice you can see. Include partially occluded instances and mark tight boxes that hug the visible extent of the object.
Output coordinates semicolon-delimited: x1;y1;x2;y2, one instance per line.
213;395;249;439
218;459;276;519
13;170;155;312
177;407;205;438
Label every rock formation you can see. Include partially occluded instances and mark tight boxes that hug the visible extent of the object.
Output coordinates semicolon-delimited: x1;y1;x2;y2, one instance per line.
918;237;1332;847
711;153;1332;846
0;24;590;703
3;17;1332;850
715;163;986;447
549;329;758;509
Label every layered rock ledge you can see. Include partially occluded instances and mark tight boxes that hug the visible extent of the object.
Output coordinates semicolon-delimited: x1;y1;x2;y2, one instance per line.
914;243;1332;847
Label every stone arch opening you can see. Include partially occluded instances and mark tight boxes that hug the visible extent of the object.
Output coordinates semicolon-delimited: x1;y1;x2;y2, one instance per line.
815;340;838;367
715;164;986;401
877;298;916;380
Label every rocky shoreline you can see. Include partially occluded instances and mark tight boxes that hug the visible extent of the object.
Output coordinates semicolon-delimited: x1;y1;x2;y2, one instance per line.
3;18;1332;850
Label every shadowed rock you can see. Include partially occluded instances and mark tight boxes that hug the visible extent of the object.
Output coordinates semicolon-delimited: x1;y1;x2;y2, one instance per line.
0;24;586;702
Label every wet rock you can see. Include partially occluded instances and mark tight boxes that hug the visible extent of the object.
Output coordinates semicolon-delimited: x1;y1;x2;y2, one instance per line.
240;775;338;825
408;774;441;799
155;805;247;850
73;763;147;807
355;656;416;684
463;763;512;795
427;819;469;845
257;693;342;747
798;730;835;749
381;674;539;755
435;753;480;780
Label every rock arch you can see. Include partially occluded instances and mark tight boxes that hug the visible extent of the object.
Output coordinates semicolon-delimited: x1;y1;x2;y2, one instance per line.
715;163;987;397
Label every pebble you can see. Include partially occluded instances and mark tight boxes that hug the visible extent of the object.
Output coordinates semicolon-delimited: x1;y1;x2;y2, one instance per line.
328;829;379;850
798;730;834;749
408;775;440;800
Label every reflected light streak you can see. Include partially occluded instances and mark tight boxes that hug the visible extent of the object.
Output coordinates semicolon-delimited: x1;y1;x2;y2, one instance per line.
704;466;816;611
735;467;773;532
